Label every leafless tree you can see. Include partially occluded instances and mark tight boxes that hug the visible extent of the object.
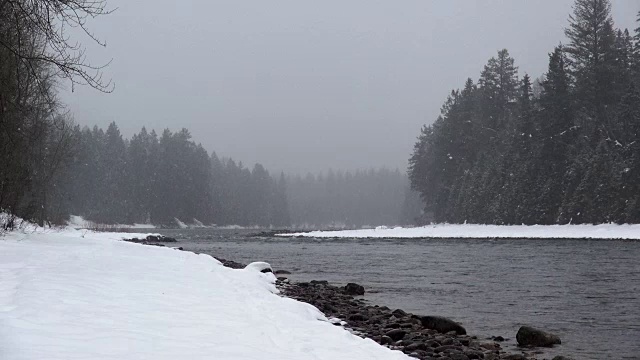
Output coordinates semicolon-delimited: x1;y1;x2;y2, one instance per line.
0;0;114;92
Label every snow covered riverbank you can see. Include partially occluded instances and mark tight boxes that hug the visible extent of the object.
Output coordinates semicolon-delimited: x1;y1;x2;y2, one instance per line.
278;223;640;239
0;228;408;360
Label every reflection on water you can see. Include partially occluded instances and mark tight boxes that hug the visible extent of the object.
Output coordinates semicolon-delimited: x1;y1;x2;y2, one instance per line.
157;229;640;360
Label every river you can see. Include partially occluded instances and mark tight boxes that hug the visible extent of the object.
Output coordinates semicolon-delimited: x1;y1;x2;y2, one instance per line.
156;228;640;359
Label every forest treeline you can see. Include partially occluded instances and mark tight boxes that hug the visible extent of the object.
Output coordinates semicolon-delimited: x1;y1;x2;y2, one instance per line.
409;0;640;224
52;123;291;227
46;122;419;228
287;169;422;228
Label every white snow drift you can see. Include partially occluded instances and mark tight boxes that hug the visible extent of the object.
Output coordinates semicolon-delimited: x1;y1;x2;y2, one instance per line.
278;223;640;239
0;228;408;360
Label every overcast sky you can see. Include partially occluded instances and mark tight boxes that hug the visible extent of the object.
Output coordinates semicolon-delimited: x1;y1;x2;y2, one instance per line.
62;0;640;175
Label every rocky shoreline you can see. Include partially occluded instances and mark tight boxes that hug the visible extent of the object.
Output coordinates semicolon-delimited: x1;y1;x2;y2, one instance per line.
277;279;570;360
122;237;569;360
224;264;569;360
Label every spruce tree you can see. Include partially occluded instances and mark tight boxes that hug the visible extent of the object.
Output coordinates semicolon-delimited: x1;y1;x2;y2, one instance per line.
633;11;640;82
614;84;640;222
611;29;634;98
535;47;576;223
478;49;519;130
565;0;617;114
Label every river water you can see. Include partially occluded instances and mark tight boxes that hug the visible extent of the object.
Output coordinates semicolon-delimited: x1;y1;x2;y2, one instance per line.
156;229;640;359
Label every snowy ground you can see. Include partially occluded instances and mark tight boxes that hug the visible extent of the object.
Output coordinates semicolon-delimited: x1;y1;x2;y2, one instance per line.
0;227;408;360
67;215;158;230
278;223;640;239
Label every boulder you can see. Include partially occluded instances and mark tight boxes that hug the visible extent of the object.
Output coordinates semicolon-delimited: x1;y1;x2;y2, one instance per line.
516;326;561;347
420;316;467;335
344;282;365;295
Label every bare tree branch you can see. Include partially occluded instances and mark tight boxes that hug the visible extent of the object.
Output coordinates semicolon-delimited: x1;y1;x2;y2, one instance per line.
0;0;114;92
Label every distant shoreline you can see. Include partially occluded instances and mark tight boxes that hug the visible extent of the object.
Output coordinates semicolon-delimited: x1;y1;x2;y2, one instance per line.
275;224;640;240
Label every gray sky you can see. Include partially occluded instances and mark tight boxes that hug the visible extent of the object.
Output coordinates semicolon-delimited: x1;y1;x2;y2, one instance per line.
63;0;640;175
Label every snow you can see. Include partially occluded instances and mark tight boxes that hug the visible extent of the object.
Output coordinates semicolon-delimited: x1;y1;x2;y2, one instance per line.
0;227;408;360
245;261;273;273
278;223;640;239
68;215;157;230
174;217;189;229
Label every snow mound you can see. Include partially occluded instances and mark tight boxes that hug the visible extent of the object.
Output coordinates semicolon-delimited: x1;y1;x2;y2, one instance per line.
0;229;408;360
278;223;640;240
244;261;273;273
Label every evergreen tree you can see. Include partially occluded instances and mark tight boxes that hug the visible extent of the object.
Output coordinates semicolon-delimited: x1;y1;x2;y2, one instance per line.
565;0;617;114
95;122;129;223
478;49;519;135
632;11;640;82
271;173;291;227
614;84;640;222
536;46;576;223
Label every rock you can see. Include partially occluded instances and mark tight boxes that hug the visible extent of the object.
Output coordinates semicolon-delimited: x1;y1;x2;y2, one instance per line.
552;356;574;360
274;270;291;275
420;316;467;335
145;235;159;242
347;314;367;322
310;280;328;285
449;354;470;360
516;326;561;347
144;235;177;242
479;342;500;351
492;336;505;342
434;345;463;354
463;349;484;359
385;329;407;341
424;340;441;348
404;342;427;352
392;308;407;317
344;282;365;295
380;335;393;345
215;258;246;269
502;355;527;360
